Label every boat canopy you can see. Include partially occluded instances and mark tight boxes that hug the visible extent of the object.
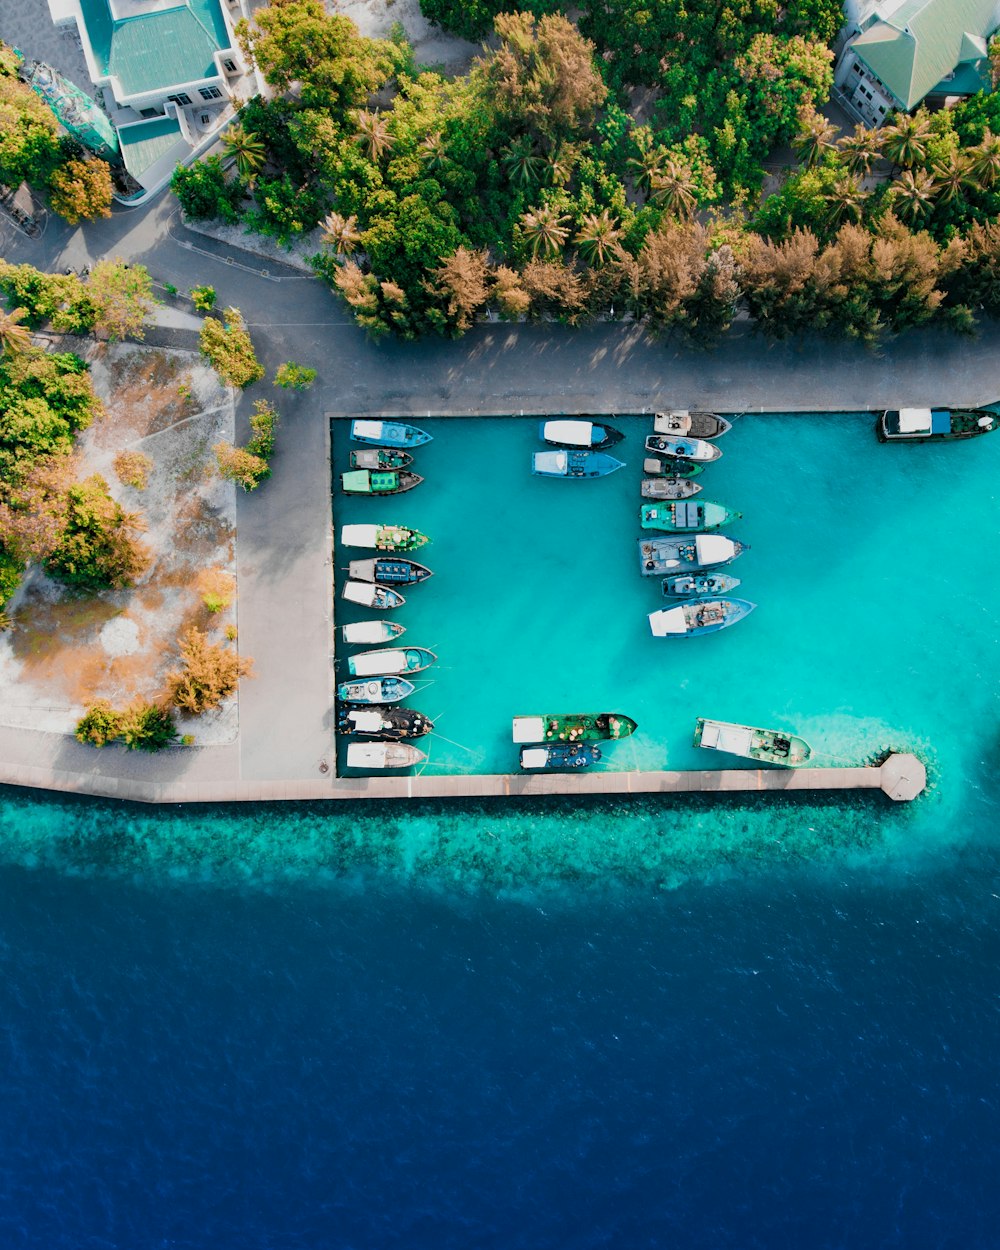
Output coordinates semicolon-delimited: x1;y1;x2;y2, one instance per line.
513;716;546;743
695;534;735;563
342;470;372;492
520;748;549;769
343;581;379;606
653;410;691;434
701;720;753;755
352;420;385;441
535;451;567;473
544;419;592;447
648;607;687;636
343;621;390;644
342;524;378;547
897;408;933;434
348;710;386;733
352;649;406;676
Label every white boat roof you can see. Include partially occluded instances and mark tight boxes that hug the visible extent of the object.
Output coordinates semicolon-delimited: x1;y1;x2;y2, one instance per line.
342;523;378;547
695;534;734;563
347;742;424;768
352;649;405;676
897;407;932;433
513;716;546;743
521;748;549;769
653;410;690;433
544;419;592;446
353;419;384;439
534;450;567;472
648;607;687;636
343;581;377;606
343;621;389;644
700;720;753;755
348;710;385;733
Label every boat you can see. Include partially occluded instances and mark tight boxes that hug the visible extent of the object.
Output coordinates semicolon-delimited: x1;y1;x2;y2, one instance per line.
350;419;432;448
336;676;415;704
346;646;436;677
694;717;812;767
340;620;406;645
639;534;747;575
349;447;414;470
641;476;703;501
345;741;426;769
337;704;434;740
662;573;741;598
653;410;732;440
640;500;740;531
875;407;999;443
348;558;432;585
340;523;429;552
341;469;422;496
532;450;625;478
341;580;406;610
519;743;602;770
644;434;722;463
539;419;624;450
648;597;756;637
644;456;704;479
512;713;638;743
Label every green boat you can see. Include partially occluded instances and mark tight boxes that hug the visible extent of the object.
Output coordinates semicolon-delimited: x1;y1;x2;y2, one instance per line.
641;500;740;532
694;718;812;767
340;523;429;552
341;469;423;496
512;712;638;744
643;456;704;479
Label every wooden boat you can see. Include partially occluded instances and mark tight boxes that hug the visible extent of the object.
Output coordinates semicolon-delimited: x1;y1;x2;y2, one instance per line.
648;597;756;637
540;419;624;450
341;580;406;610
694;717;812;766
349;447;414;470
346;741;426;769
662;573;741;598
337;676;415;704
338;704;434;740
350;419;432;448
532;450;625;478
341;523;429;552
341;469;422;496
348;557;432;585
644;456;704;479
654;410;732;440
639;534;746;575
875;407;998;443
519;743;602;770
644;434;722;463
641;476;702;501
346;646;436;677
340;620;405;646
640;500;740;532
512;713;637;743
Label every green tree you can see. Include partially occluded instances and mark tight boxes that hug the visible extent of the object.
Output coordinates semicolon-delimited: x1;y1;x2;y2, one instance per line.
518;204;570;258
214;442;270;490
222;125;266;180
824;174;866;229
86;259;153;341
891;169;936;224
0;57;61;188
0;307;31;357
118;701;180;752
199;308;265;388
48;158;113;225
353;109;393;162
273;362;316;390
837;125;882;177
321;211;362;255
650;160;699;219
573;210;622;265
170;156;246;222
74;701;123;747
792;106;837;169
502;135;546;189
882;113;931;170
44;474;151;590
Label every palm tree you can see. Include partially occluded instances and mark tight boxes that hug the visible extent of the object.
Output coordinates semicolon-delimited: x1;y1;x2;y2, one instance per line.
932;154;976;205
0;307;31;357
545;141;582;188
353;110;393;162
968;127;1000;187
518;205;571;259
880;114;931;170
419;132;447;174
650;160;698;220
626;143;667;198
222;126;266;180
792;108;837;170
836;125;881;177
824;175;865;228
321;211;362;256
891;169;936;223
573;209;622;265
502;136;546;189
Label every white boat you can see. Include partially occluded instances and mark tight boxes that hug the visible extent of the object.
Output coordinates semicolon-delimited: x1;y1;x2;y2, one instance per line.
346;741;426;769
341;620;405;645
341;580;406;610
540;419;624;450
347;646;436;677
653;410;732;439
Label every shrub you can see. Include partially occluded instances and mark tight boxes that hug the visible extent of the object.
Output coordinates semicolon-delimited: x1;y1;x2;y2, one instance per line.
190;284;217;312
113;450;152;490
170;156;245;222
214;442;270;491
118;701;180;751
74;701;123;747
198;566;235;613
44;475;151;590
199;307;265;388
47;158;113;225
0;547;25;607
86;259;153;341
247;399;278;459
273;361;316;389
166;626;253;714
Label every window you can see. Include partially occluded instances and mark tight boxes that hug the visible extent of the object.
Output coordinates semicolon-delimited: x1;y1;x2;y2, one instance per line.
200;113;210;124
168;92;192;106
140;107;159;118
877;104;886;115
199;86;223;100
223;58;238;73
852;62;862;75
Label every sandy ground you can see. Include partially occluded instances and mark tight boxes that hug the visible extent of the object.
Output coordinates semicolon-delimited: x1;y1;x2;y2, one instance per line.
331;0;481;72
0;343;242;745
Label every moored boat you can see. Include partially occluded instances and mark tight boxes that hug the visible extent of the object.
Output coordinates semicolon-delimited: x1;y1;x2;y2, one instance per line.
540;419;624;450
348;558;432;585
341;523;429;552
340;619;406;646
875;407;998;443
341;469;423;496
645;434;722;463
349;447;414;470
662;573;741;598
345;741;426;769
337;676;415;704
512;713;638;743
641;476;703;500
341;580;406;610
350;419;432;448
648;597;756;637
519;743;602;770
532;450;625;478
694;717;812;766
639;534;746;575
346;646;436;677
653;410;732;440
640;500;740;531
337;704;434;740
644;456;704;479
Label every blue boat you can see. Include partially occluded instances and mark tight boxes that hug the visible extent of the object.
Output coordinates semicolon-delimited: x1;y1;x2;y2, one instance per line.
336;676;416;704
532;450;625;478
351;419;432;448
347;558;432;585
662;573;741;598
639;534;747;576
540;419;624;450
519;743;602;770
648;597;756;637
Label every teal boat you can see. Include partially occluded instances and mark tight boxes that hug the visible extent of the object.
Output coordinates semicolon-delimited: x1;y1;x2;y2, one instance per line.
351;419;432;448
346;646;436;677
341;469;423;496
640;501;740;532
644;456;704;479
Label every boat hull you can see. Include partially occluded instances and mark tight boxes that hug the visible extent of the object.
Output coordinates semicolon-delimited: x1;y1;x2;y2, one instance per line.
519;743;602;770
337;705;434;740
641;477;703;500
875;407;998;442
644;456;704;479
639;535;746;575
350;419;432;448
340;523;429;552
540;419;625;450
640;501;738;532
341;620;406;645
336;677;415;704
341;469;423;495
653;410;733;440
341;581;406;610
512;713;637;743
346;646;436;677
644;434;721;463
349;448;414;470
662;573;741;598
345;741;426;769
347;558;432;585
532;450;625;478
648;597;756;637
694;718;812;766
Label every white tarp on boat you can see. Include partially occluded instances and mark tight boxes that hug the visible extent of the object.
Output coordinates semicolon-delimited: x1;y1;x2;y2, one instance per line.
520;748;549;769
897;408;933;433
347;710;386;734
343;581;380;606
347;742;424;769
352;420;384;440
544;419;592;447
700;720;753;756
513;716;546;743
533;451;567;474
342;621;391;645
348;559;377;581
653;410;691;434
648;607;687;636
695;534;735;564
352;649;406;676
342;524;378;548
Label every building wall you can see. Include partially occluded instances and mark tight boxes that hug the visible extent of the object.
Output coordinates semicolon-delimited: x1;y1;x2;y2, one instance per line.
835;47;900;125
